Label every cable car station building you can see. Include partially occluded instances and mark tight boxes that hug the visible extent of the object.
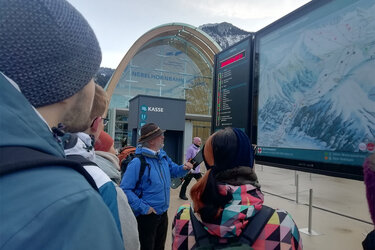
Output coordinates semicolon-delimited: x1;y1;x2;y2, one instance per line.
105;23;221;149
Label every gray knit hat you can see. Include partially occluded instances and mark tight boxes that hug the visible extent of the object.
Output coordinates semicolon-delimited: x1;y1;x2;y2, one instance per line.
0;0;102;107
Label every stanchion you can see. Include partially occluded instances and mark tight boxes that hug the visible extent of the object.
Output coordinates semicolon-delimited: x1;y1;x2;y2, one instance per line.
296;174;299;204
300;188;320;236
308;189;313;234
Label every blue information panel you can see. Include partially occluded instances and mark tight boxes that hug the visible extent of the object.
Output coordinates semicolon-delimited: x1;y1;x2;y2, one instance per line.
254;0;375;179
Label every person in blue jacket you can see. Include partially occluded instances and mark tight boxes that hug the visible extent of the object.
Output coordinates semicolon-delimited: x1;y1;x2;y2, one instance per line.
0;0;123;249
121;123;193;250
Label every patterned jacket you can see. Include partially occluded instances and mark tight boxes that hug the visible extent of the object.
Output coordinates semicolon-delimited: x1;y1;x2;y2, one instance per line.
172;183;303;249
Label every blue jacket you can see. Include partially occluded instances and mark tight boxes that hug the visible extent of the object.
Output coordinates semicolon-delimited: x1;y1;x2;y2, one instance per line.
0;73;124;250
120;146;188;216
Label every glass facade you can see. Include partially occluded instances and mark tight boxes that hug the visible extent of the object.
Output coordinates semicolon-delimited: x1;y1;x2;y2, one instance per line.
192;120;211;142
109;37;213;115
108;26;219;148
114;112;128;147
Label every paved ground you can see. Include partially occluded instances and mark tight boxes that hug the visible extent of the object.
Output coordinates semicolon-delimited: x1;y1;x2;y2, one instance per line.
165;164;373;250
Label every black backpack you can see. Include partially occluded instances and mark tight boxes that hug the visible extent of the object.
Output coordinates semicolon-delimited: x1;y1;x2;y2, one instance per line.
190;205;275;250
0;146;99;192
121;153;150;198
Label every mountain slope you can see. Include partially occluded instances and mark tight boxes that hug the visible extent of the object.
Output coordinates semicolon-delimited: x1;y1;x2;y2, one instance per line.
95;67;115;88
199;22;251;49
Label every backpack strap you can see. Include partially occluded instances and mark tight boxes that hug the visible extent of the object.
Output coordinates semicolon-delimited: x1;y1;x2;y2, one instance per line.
240;205;275;245
66;154;99;167
134;154;150;198
0;146;99;192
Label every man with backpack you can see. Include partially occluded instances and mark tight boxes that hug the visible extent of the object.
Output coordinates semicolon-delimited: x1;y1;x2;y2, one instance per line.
0;0;123;249
120;123;193;250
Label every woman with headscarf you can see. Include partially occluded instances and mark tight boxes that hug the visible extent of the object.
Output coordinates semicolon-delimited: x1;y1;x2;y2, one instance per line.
172;127;303;249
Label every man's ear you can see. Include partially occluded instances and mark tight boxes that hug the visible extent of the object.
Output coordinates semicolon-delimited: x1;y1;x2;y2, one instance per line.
91;117;100;132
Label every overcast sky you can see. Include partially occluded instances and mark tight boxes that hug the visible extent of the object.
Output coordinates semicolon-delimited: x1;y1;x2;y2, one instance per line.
67;0;310;68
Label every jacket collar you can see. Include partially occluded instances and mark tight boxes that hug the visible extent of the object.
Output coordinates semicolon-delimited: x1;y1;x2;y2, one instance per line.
0;73;64;157
197;183;264;238
64;132;95;161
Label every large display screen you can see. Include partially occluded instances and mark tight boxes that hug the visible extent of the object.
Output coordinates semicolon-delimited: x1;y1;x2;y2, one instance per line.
212;37;253;134
254;0;375;179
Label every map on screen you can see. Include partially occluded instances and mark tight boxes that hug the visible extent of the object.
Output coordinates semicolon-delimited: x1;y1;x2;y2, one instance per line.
257;0;375;166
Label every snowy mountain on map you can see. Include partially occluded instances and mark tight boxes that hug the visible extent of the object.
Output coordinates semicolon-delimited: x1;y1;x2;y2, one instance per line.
258;3;375;152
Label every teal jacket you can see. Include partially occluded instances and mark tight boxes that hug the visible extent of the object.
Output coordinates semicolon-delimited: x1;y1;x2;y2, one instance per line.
0;73;124;250
120;146;188;216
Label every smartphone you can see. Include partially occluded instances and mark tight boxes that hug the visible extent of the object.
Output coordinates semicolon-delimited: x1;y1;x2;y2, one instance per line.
189;149;204;169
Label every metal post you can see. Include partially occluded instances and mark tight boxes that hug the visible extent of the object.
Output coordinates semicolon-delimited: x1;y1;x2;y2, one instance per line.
299;188;319;236
308;188;313;234
295;171;297;186
296;174;299;204
259;165;263;172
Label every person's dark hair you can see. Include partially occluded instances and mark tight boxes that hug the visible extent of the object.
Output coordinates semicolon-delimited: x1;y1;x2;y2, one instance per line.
192;128;237;223
191;127;257;223
211;128;237;173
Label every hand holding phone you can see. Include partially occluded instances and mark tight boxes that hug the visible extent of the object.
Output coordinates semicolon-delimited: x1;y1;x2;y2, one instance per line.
189;149;204;169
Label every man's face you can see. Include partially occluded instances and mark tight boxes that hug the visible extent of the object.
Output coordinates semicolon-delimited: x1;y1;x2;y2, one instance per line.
194;137;202;146
88;115;106;141
150;133;165;151
97;117;105;133
63;79;96;133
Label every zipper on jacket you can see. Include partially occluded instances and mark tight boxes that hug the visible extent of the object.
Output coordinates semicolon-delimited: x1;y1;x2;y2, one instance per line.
156;158;168;207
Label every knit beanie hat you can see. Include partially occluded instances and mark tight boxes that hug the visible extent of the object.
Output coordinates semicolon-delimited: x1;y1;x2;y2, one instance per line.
95;131;114;152
232;128;254;169
0;0;102;107
203;128;254;173
138;123;165;143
